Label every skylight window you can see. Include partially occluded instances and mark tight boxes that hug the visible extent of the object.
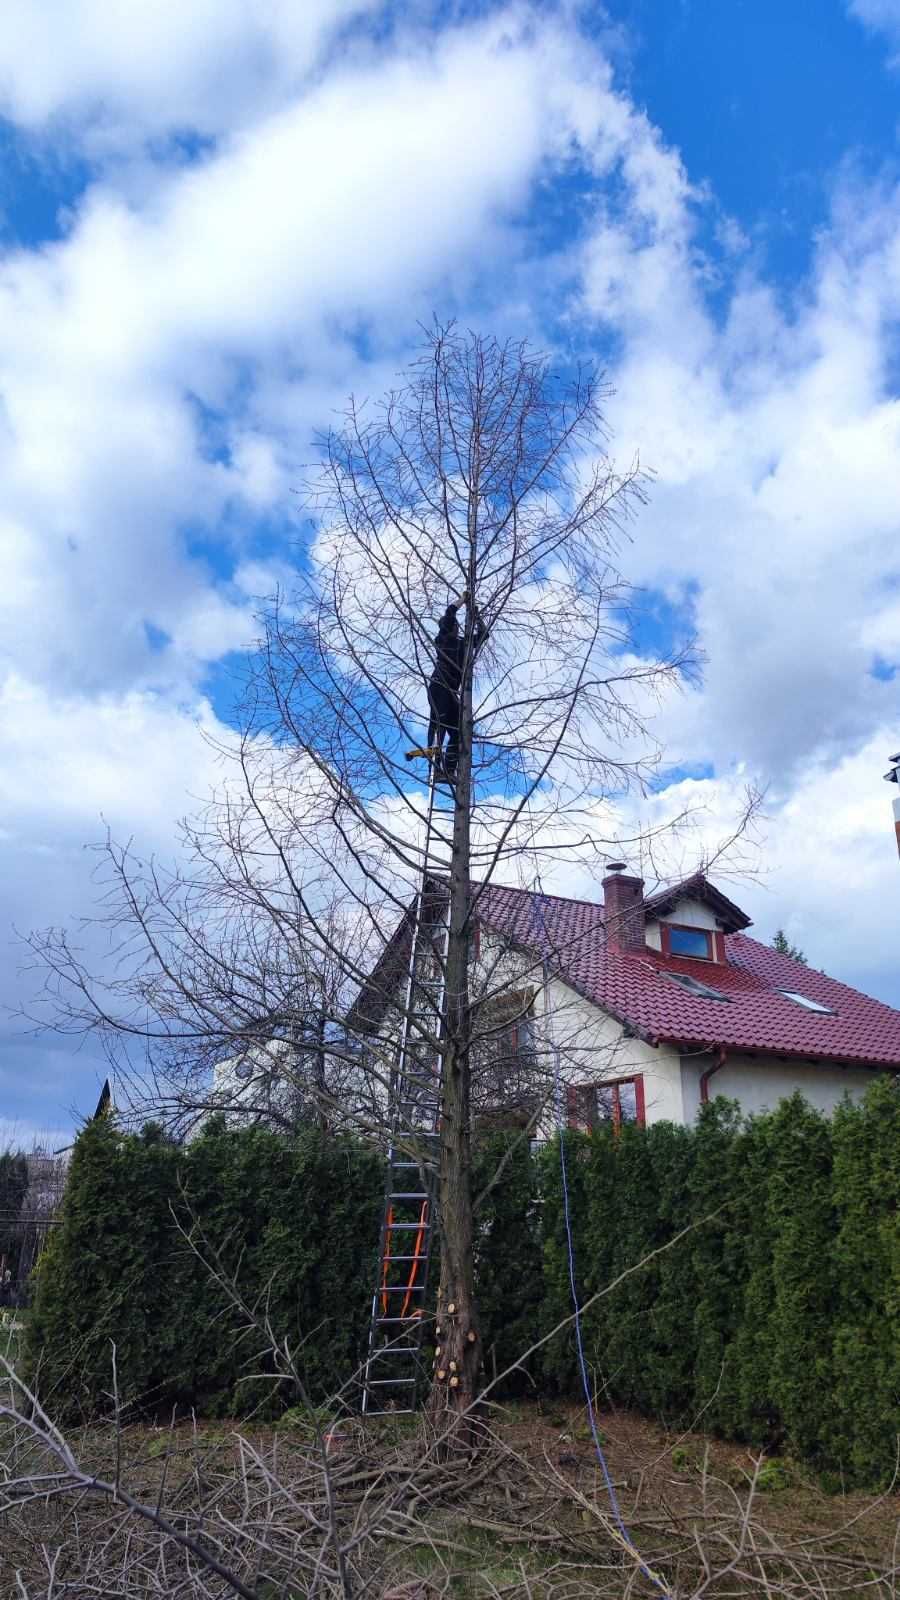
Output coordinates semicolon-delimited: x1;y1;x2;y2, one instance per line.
776;990;835;1015
662;971;730;1002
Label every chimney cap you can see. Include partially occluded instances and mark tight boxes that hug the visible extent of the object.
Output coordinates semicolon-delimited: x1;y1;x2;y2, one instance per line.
605;860;628;874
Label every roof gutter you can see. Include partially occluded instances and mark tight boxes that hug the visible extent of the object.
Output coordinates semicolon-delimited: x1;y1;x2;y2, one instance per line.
699;1044;728;1104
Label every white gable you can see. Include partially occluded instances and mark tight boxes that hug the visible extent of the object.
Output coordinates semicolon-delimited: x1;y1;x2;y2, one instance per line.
644;895;720;949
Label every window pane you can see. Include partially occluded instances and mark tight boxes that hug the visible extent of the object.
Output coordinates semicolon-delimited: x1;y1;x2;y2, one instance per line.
618;1081;638;1122
665;971;729;1001
569;1085;595;1131
596;1085;616;1123
669;925;711;958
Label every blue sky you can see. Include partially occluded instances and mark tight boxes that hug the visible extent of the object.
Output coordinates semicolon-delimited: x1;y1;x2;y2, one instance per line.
2;0;900;1142
603;0;899;280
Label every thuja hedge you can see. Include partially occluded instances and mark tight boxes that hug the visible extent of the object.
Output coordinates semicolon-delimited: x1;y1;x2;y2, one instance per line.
26;1118;384;1419
27;1083;899;1484
25;1119;541;1422
540;1080;900;1487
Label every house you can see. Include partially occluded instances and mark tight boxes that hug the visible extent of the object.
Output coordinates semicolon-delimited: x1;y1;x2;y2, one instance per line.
351;866;900;1132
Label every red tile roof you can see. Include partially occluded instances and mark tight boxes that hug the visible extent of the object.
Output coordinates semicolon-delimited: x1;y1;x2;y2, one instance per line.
475;880;900;1069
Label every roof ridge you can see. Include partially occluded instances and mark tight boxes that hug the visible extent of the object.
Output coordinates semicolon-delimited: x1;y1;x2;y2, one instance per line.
477;881;603;912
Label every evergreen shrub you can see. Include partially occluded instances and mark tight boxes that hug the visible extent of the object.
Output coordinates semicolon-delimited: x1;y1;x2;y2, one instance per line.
26;1117;382;1419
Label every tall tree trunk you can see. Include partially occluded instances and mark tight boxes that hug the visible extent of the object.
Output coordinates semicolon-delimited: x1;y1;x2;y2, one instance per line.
426;614;482;1448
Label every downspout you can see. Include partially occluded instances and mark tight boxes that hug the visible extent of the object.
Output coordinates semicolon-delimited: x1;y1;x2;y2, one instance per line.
699;1044;727;1105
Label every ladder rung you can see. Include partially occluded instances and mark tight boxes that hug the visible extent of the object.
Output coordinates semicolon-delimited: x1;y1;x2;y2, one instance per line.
364;1409;417;1416
377;1316;427;1324
366;1377;417;1386
384;1223;431;1233
389;1192;429;1200
368;1348;419;1357
381;1253;427;1262
390;1161;425;1169
380;1284;425;1293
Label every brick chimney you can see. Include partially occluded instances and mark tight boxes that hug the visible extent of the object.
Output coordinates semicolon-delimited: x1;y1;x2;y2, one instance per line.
602;863;646;951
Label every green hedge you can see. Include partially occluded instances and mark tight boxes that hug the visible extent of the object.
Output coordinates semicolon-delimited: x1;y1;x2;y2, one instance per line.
26;1084;900;1486
26;1118;383;1420
538;1083;900;1487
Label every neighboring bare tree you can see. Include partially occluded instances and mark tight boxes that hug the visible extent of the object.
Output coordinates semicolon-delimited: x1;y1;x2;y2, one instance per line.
0;1147;67;1303
23;325;760;1439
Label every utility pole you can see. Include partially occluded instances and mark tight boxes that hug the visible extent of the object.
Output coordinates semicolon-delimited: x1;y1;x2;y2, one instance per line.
883;752;900;858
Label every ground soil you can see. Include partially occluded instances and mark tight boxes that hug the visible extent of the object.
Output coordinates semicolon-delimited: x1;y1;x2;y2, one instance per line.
3;1396;897;1597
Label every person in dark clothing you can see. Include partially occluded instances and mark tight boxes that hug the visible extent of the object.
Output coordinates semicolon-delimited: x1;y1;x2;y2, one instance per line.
407;590;486;780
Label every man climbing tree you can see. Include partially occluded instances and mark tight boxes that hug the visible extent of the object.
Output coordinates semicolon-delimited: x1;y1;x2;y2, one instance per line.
406;590;487;780
28;325;749;1444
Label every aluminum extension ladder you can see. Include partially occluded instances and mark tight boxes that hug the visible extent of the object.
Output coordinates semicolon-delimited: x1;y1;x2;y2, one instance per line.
360;771;453;1416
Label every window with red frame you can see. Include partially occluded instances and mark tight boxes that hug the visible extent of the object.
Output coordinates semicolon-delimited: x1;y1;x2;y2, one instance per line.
567;1076;645;1132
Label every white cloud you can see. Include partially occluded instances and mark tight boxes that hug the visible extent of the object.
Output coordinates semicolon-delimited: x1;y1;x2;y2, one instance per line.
0;0;380;145
848;0;900;56
0;13;597;706
574;163;900;783
0;677;232;1129
638;732;900;1007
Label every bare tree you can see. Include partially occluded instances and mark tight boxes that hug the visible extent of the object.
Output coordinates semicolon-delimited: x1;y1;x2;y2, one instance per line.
23;325;760;1438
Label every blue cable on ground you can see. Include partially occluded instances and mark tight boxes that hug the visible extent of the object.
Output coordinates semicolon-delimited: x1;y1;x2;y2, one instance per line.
532;884;670;1597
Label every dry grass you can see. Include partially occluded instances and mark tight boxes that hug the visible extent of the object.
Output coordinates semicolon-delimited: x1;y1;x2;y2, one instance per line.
2;1380;897;1599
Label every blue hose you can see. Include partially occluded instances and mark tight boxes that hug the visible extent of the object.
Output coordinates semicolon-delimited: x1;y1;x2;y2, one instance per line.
532;885;670;1596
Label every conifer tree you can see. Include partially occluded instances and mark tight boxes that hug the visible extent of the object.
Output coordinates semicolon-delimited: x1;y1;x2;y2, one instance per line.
688;1098;747;1431
730;1111;780;1445
828;1077;900;1484
771;928;807;964
765;1093;835;1463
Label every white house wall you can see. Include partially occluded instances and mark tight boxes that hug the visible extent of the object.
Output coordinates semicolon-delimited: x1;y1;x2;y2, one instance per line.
666;898;720;931
540;976;683;1130
694;1051;884;1120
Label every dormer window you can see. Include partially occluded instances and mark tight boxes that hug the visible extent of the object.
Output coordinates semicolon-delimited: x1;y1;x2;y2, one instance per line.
668;925;713;960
